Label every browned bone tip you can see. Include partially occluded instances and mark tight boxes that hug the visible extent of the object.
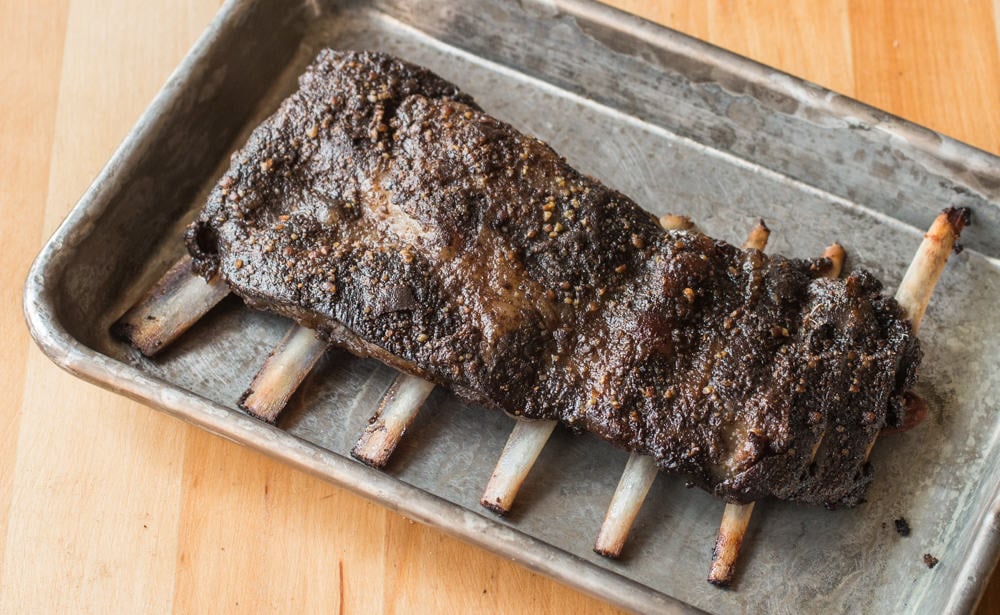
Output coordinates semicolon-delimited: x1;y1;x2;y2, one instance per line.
480;418;558;515
658;213;693;231
352;374;436;468
708;501;755;588
894;207;970;333
112;255;229;356
742;219;770;251
822;242;846;278
864;207;969;461
593;453;659;558
239;325;329;424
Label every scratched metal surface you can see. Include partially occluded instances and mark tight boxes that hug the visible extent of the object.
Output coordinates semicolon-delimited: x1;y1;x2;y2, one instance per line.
23;1;1000;613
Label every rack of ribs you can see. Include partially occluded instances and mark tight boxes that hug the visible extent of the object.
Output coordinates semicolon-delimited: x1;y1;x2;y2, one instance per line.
181;49;923;508
117;49;968;586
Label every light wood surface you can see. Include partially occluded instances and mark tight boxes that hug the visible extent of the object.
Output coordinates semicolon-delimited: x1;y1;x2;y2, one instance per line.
2;0;998;613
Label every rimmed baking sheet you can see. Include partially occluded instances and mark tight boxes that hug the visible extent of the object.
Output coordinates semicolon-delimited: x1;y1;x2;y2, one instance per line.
25;1;1000;613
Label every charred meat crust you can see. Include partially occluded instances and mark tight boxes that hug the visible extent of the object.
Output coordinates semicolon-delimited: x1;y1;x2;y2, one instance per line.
186;49;921;508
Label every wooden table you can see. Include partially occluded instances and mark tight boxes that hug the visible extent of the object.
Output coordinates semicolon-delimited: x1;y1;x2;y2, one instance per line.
3;1;998;612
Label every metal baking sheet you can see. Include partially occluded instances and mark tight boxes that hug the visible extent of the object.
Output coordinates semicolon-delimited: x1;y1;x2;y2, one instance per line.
23;0;1000;613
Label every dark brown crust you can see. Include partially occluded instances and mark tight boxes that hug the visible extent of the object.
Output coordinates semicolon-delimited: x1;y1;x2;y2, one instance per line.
946;207;971;236
186;50;921;507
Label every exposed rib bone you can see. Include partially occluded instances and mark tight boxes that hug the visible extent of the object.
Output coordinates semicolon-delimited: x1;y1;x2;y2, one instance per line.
863;207;969;461
239;324;329;423
706;224;787;588
480;418;558;515
243;323;436;447
822;242;846;278
482;213;700;518
742;220;770;251
707;210;967;587
707;501;755;588
593;453;659;557
894;208;969;333
351;374;436;468
592;214;745;556
113;255;229;356
658;214;693;231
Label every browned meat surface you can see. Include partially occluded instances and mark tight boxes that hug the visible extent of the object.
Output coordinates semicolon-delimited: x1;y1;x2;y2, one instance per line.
186;49;921;508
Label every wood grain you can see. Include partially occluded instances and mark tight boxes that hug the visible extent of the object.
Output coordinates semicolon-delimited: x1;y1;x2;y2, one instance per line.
0;0;70;584
2;1;998;613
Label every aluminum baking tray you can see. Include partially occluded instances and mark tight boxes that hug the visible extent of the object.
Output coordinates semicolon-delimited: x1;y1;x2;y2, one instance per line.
23;0;1000;613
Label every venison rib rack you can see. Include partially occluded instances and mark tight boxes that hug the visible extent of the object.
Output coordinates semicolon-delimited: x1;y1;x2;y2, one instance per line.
114;49;969;586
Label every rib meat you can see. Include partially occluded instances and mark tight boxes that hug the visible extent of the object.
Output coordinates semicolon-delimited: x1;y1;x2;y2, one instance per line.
186;50;921;508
